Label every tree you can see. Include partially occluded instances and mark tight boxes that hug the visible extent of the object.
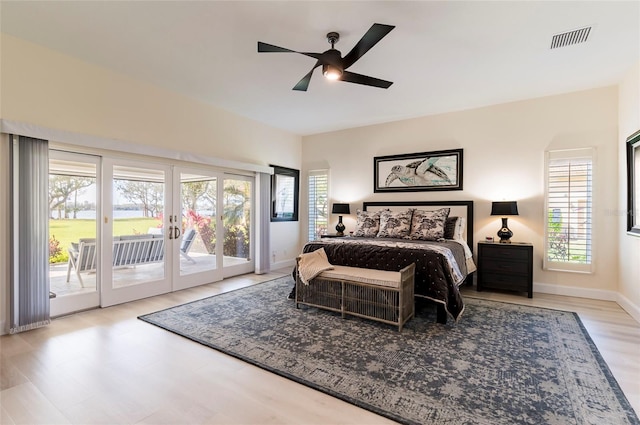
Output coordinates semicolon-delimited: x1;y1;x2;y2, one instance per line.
49;175;94;219
223;181;250;228
223;181;251;258
180;179;251;258
114;180;163;217
181;180;216;212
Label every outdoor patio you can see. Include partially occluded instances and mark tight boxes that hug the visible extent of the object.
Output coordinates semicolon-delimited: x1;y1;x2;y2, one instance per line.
49;253;246;297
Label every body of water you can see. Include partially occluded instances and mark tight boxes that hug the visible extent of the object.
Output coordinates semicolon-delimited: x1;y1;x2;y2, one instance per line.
72;210;213;219
75;210;146;219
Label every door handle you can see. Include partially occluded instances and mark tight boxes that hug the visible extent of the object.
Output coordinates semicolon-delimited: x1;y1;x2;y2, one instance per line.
168;225;174;240
174;226;181;240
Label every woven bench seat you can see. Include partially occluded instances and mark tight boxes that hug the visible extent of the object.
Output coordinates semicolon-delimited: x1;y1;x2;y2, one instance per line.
317;266;405;288
295;262;415;332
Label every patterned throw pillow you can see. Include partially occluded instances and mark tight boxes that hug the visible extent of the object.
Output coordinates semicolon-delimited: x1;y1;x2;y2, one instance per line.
353;209;382;237
376;209;414;238
409;208;451;241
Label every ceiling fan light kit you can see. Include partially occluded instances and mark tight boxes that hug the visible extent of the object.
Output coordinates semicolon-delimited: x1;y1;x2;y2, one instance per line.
323;64;342;80
258;23;395;91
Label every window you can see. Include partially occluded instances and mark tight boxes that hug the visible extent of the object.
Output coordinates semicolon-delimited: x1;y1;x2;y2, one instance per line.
308;169;329;241
544;148;594;273
270;165;299;222
626;129;640;235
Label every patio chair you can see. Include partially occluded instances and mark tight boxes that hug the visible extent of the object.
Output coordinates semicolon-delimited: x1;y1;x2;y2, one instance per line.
180;228;197;264
66;238;97;287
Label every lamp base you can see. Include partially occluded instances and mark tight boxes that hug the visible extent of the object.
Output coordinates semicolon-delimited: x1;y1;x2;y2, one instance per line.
497;217;513;243
335;216;345;236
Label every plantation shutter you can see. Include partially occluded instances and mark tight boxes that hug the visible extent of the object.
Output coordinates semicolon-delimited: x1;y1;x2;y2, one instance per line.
308;169;329;242
544;148;594;273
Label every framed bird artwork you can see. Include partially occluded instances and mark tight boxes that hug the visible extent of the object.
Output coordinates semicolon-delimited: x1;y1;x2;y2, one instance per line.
373;149;463;192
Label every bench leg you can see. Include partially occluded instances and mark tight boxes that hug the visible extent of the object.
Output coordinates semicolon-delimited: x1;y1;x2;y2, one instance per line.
436;304;447;324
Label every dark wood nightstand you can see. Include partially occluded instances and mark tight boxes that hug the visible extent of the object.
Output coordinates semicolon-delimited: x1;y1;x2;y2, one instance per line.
320;234;345;238
477;241;533;298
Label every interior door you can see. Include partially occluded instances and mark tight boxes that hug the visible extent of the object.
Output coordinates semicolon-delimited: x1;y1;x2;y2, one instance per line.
173;167;223;290
101;159;172;307
49;150;101;317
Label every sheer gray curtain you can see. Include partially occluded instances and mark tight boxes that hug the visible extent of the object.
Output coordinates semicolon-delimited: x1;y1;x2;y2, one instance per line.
255;172;271;274
10;135;50;333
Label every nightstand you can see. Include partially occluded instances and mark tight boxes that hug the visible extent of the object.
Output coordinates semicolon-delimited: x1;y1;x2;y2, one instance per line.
320;234;345;238
477;241;533;298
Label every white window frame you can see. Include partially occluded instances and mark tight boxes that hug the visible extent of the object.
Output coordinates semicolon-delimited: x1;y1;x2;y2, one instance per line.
307;169;329;242
543;147;595;273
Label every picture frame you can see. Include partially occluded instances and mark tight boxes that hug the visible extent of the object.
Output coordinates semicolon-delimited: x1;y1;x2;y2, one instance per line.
270;165;299;222
626;129;640;236
374;148;463;193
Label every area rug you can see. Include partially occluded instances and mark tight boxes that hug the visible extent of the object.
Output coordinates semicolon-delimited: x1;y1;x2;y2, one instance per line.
139;276;639;425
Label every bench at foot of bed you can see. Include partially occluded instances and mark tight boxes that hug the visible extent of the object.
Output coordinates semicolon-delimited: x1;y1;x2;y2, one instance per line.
295;263;415;332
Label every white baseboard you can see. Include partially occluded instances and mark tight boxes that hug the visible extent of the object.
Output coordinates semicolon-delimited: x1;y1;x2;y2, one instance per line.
271;259;295;271
535;282;640;324
534;282;618;301
616;293;640;324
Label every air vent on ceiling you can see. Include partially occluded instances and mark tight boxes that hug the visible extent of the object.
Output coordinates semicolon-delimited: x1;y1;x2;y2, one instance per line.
550;26;591;49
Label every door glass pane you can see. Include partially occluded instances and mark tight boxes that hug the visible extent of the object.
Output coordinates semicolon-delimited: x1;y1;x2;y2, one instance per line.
223;178;251;267
112;165;165;287
180;173;217;276
49;158;98;297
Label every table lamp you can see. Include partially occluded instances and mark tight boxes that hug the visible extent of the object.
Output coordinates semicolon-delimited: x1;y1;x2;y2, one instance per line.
332;203;350;236
491;201;519;243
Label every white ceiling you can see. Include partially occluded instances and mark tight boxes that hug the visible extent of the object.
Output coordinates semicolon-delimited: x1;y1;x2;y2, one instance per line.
1;1;639;136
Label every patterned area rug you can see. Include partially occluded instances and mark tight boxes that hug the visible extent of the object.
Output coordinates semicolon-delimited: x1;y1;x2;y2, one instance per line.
139;277;639;425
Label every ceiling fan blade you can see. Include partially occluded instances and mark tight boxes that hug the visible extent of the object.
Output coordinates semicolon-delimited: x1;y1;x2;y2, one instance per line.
292;62;321;91
257;42;297;53
258;42;322;61
342;23;395;70
340;71;393;89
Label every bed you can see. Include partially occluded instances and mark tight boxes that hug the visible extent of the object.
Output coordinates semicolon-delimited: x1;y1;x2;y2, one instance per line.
297;200;475;323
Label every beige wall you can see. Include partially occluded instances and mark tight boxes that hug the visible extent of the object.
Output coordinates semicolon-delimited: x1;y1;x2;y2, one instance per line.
618;61;640;320
1;34;301;165
0;34;302;331
302;87;622;301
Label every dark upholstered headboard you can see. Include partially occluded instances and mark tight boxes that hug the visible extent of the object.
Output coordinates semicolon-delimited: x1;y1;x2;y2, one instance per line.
362;200;474;250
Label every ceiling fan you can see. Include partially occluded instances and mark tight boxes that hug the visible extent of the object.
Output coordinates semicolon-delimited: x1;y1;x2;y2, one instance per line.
257;23;395;91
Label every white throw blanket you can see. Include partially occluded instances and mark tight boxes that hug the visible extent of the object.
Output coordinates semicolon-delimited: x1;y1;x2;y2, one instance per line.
297;247;334;285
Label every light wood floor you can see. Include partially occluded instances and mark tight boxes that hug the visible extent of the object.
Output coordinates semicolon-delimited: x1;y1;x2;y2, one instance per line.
1;270;638;424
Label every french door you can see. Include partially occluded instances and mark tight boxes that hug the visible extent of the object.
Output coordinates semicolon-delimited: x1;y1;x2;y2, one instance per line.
173;167;223;290
49;150;101;317
173;169;254;289
52;156;255;311
221;175;254;278
101;159;172;306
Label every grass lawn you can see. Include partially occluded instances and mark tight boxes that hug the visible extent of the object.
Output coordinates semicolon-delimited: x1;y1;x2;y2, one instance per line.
50;218;162;262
